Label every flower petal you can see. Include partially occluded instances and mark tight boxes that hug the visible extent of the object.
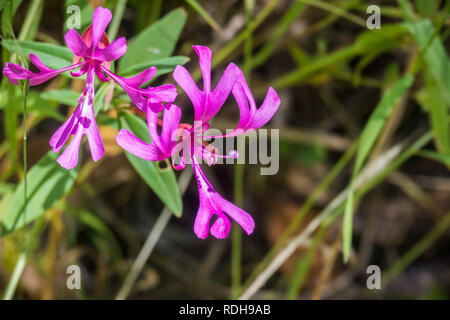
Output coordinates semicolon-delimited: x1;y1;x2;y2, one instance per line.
145;84;177;104
160;104;181;149
116;129;167;161
232;81;251;129
202;63;240;122
215;195;255;236
210;214;231;239
50;105;81;153
193;45;212;92
3;54;84;86
191;155;255;239
122;67;157;86
247;86;280;129
173;65;203;117
91;6;112;50
193;201;212;239
98;37;127;61
56;130;83;170
2;63;34;85
102;66;176;111
84;109;105;162
65;29;89;57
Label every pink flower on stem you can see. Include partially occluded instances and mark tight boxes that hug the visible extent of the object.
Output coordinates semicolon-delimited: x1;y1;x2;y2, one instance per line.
116;46;280;239
2;6;176;169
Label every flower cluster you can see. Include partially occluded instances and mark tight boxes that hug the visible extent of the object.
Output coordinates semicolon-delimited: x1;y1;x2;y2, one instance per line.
3;6;280;240
3;6;176;169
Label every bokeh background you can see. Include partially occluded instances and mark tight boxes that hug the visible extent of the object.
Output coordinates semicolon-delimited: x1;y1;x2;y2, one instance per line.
0;0;449;299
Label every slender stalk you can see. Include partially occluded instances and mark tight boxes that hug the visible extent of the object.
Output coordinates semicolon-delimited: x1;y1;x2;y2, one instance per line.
296;0;366;27
239;131;432;299
231;0;254;299
231;164;244;299
22;84;28;230
18;0;43;41
241;139;358;294
3;254;26;300
148;0;163;25
184;0;223;34
107;0;127;41
192;0;280;81
382;210;450;285
2;81;30;300
3;215;45;300
115;169;192;300
286;224;327;299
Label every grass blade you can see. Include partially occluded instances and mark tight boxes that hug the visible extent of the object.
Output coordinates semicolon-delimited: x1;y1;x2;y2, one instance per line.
342;75;414;262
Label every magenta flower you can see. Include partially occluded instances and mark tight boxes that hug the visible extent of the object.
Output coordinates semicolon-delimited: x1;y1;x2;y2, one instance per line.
2;6;176;169
116;46;280;239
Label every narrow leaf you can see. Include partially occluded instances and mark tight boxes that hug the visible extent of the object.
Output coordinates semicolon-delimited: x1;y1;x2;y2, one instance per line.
118;112;182;216
342;75;414;262
0;152;77;237
407;20;450;106
41;89;81;106
119;56;189;77
118;8;187;74
2;39;72;69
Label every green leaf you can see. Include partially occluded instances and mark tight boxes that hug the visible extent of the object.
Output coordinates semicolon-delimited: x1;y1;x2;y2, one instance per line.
354;75;414;173
417;149;450;166
0;151;77;237
2;39;72;69
342;75;414;262
407;19;450;155
407;20;450;107
0;0;11;12
41;82;108;115
118;8;187;74
414;0;436;16
118;112;182;216
41;89;81;106
27;90;65;121
93;83;109;115
274;23;407;88
418;71;450;155
119;56;189;77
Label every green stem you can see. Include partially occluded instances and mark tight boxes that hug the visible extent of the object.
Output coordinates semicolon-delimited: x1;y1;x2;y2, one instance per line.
231;164;244;299
239;131;433;300
240;139;358;294
231;0;254;299
18;0;43;41
22;84;28;229
3;214;45;300
382;210;450;285
3;80;30;300
107;0;127;41
184;0;223;34
192;0;280;81
148;0;163;25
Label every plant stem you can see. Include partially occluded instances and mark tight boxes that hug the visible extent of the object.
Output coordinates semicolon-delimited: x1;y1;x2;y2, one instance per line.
184;0;223;34
231;164;244;299
239;131;432;299
240;139;358;295
148;0;163;25
192;0;280;81
382;210;450;285
115;169;192;300
107;0;127;41
231;0;254;299
18;0;43;41
3;215;45;300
